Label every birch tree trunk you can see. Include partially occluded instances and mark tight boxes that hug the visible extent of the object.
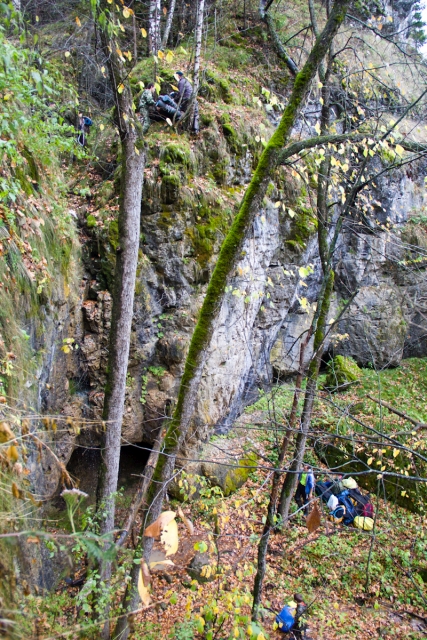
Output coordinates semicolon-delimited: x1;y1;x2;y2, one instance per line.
149;0;161;55
192;0;205;97
161;0;177;49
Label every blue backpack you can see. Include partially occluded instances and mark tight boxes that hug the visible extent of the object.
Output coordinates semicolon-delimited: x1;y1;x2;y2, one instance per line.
337;491;357;524
276;606;295;632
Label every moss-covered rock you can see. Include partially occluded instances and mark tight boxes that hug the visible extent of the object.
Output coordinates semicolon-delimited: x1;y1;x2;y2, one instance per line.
86;214;97;228
161;173;181;204
200;70;233;103
201;438;258;496
220;114;239;153
160;141;191;166
325;355;361;391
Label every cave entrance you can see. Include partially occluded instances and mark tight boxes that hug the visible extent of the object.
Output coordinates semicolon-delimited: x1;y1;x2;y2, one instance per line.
66;445;101;504
65;441;151;505
117;441;151;497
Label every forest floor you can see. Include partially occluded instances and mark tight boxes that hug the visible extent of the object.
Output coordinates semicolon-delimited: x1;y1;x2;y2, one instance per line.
19;360;427;640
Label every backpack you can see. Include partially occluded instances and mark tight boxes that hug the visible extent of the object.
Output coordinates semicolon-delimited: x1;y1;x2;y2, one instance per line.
276;606;295;633
337;492;357;524
342;477;358;489
83;116;93;127
328;504;346;523
354;516;374;531
347;489;371;515
330;480;346;496
315;481;333;503
362;502;374;518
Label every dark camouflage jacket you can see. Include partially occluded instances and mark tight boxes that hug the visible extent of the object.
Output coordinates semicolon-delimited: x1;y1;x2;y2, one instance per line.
139;89;155;116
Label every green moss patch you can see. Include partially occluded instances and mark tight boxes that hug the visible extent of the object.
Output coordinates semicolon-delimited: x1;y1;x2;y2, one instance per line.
324;355;361;390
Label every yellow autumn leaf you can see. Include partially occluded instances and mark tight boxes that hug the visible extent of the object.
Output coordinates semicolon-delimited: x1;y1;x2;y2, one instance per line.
395;144;404;157
158;50;164;59
144;511;176;537
134;146;140;155
64;51;70;58
123;7;131;18
288;208;296;218
367;457;373;465
75;16;81;26
154;82;161;93
117;84;125;94
0;422;15;443
161;518;179;557
314;122;321;134
274;201;281;208
166;50;174;63
141;28;147;37
299;297;309;311
138;564;151;606
7;445;19;462
99;124;105;131
171;84;179;91
12;482;22;499
393;448;400;458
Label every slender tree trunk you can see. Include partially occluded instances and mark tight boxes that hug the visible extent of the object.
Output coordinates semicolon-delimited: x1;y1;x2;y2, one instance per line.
277;270;334;522
149;0;161;54
132;12;138;60
95;4;146;637
259;0;298;76
98;135;145;535
193;0;205;97
161;0;177;48
277;59;334;524
251;332;311;619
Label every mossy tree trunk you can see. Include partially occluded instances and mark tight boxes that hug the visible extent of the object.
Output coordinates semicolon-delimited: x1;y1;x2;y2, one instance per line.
150;0;351;517
95;3;146;637
114;2;351;635
259;0;298;76
253;52;337;615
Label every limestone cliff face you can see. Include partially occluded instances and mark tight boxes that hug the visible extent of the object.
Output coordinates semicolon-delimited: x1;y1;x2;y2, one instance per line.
37;0;427;478
65;133;427;474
